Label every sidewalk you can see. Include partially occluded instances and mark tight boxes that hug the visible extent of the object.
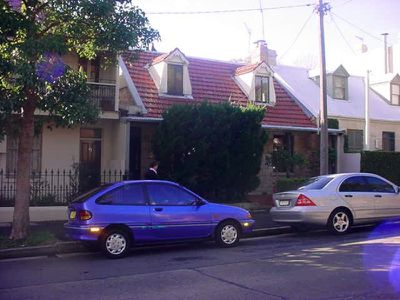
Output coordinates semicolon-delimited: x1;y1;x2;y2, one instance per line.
0;207;290;259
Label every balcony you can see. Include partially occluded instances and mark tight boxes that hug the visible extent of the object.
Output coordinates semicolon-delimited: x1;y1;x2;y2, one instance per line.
88;82;116;111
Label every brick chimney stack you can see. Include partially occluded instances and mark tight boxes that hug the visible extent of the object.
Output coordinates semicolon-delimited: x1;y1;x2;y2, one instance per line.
250;40;277;65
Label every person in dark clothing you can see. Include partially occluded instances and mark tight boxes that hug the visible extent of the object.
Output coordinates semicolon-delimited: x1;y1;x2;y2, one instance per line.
144;161;159;180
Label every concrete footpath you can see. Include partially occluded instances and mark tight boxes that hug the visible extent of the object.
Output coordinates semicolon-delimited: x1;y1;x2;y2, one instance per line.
0;208;291;259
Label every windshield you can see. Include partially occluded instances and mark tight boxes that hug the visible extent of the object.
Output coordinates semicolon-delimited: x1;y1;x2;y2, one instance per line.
71;184;112;203
297;176;334;190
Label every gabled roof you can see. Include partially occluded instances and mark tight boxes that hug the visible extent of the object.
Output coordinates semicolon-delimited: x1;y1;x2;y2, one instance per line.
274;64;400;122
122;51;315;128
151;48;189;65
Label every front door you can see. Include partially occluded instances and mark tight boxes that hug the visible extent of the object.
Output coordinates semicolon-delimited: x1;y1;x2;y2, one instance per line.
365;176;400;218
146;182;212;240
80;128;102;192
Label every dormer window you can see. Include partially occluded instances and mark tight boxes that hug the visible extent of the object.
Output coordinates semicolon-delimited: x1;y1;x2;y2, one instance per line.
255;76;269;103
391;83;400;105
333;75;346;100
167;64;183;96
147;48;192;99
234;61;276;106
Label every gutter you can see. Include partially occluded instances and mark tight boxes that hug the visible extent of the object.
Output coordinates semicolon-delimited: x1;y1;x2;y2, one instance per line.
122;116;344;134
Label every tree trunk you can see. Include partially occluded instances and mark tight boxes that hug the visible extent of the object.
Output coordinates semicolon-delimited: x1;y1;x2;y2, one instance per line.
9;94;36;240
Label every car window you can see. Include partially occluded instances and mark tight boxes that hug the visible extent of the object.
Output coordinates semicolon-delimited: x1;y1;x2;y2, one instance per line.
146;183;197;206
365;176;395;193
96;183;146;205
297;177;333;190
72;184;112;203
339;176;368;192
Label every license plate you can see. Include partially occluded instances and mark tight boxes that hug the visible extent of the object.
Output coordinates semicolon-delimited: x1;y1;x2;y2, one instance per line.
279;200;290;206
69;210;76;219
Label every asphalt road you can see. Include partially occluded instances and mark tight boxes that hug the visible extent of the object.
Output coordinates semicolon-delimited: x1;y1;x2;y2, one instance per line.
1;223;400;300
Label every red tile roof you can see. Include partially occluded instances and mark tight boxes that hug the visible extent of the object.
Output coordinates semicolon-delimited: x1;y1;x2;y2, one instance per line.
122;51;316;128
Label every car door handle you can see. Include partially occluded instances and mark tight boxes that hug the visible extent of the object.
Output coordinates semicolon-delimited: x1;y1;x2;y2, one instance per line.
374;195;382;198
154;207;163;212
344;194;353;198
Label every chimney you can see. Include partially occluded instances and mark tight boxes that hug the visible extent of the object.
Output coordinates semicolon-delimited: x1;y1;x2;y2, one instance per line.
382;33;389;74
250;40;277;66
355;36;368;53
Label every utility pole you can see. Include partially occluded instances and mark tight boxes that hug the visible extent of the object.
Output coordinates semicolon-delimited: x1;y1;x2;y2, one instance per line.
316;0;330;175
364;70;370;150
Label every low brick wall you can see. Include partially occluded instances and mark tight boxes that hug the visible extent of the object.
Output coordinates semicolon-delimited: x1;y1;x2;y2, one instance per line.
0;206;68;223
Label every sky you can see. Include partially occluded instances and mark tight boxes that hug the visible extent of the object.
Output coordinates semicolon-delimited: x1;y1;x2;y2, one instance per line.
134;0;400;68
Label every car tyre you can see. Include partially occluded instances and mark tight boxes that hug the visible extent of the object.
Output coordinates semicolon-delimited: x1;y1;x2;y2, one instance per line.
215;221;240;247
327;209;352;235
101;229;131;259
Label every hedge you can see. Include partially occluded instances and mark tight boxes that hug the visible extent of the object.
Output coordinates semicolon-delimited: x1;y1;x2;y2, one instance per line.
360;151;400;185
275;177;308;193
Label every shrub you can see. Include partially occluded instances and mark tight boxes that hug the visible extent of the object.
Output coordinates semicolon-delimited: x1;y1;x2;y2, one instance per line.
275;177;308;193
361;151;400;185
153;102;268;202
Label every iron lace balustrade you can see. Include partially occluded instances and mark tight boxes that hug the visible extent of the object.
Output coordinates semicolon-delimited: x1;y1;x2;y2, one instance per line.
88;82;116;111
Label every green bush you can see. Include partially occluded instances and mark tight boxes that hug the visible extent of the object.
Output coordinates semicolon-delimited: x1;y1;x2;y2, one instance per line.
361;151;400;185
275;177;308;193
153;102;268;202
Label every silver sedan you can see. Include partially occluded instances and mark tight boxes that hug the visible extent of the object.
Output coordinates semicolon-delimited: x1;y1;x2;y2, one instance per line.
270;173;400;234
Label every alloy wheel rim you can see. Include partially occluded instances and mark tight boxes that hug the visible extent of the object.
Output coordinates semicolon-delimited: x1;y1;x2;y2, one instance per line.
221;225;238;244
106;233;126;255
333;212;349;232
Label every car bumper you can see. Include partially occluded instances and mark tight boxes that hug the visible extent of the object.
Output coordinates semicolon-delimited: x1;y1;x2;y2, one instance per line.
240;219;255;234
64;223;104;241
270;207;330;226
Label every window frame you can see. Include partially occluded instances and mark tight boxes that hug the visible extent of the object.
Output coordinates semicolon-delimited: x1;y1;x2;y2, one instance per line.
255;75;270;103
382;131;395;152
346;129;364;152
6;130;42;174
390;83;400;106
145;183;199;206
332;75;347;100
167;63;184;96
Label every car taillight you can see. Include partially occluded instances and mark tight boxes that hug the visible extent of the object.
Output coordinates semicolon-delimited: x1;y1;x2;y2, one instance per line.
79;210;92;221
295;194;316;206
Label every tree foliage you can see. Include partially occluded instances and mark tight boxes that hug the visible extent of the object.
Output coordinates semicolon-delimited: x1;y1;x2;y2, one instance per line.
0;0;159;239
153;103;268;202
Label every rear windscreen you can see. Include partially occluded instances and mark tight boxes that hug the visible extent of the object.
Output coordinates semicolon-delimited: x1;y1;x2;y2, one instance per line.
71;184;112;203
297;177;333;190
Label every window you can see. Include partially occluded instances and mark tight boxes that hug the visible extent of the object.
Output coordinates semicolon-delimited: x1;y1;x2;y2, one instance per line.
347;129;363;152
333;75;346;100
365;176;395;193
297;176;334;190
147;183;197;206
382;132;395;151
255;76;269;103
339;176;368;192
6;131;42;173
391;83;400;105
97;184;146;205
167;64;183;95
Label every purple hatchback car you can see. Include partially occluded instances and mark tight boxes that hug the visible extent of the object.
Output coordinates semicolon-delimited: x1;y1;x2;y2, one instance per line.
64;180;254;258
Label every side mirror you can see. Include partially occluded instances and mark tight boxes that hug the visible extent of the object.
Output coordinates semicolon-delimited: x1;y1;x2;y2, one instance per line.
195;198;205;206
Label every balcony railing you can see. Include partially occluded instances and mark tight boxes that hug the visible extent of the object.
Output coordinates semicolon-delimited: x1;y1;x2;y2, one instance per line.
88;82;116;111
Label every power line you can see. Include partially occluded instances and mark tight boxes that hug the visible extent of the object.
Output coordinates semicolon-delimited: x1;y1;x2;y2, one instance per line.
146;3;315;15
280;11;315;60
329;12;356;55
330;12;383;42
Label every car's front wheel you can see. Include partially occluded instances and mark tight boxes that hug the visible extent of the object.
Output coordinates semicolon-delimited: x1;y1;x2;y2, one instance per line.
101;229;131;259
215;221;240;247
328;209;352;234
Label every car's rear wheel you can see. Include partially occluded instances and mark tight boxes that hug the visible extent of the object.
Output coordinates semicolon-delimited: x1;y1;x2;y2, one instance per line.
101;229;130;259
215;221;240;247
328;209;352;234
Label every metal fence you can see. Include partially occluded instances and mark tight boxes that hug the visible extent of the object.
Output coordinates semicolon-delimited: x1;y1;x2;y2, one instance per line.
0;169;130;206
